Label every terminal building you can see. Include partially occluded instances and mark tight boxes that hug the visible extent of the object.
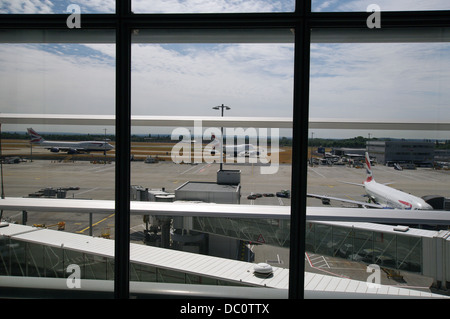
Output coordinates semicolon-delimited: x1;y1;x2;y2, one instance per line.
367;140;435;167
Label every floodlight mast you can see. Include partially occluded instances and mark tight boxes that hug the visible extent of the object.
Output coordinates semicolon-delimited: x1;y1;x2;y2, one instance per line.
212;104;230;170
213;104;231;117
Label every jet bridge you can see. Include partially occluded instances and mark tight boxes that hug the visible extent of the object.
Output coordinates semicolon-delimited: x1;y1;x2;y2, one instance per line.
1;197;450;289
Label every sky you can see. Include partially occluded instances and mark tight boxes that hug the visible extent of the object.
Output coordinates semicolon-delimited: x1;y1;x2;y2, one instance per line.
0;0;450;139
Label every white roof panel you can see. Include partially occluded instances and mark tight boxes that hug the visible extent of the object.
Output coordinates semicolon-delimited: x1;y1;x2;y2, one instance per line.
2;197;450;225
317;221;439;238
0;224;288;289
1;224;448;297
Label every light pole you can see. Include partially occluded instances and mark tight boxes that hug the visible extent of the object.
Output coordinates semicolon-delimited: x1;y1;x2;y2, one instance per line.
104;128;107;163
212;104;230;171
213;104;230;117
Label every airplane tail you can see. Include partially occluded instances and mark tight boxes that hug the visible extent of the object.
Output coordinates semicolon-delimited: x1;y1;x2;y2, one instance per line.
27;128;44;144
365;152;373;182
209;134;222;155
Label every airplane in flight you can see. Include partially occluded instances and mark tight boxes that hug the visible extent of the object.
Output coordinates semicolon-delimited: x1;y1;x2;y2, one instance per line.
27;128;114;155
308;152;434;210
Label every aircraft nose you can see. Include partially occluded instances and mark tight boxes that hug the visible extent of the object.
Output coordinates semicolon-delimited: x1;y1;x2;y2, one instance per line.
417;202;433;210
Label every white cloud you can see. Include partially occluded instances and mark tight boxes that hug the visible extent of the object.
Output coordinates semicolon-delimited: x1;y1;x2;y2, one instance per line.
309;42;450;138
76;0;114;13
0;41;294;134
0;44;115;116
0;0;54;14
132;0;291;13
131;43;294;118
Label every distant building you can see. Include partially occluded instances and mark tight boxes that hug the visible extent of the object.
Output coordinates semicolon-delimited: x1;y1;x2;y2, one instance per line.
366;140;434;166
332;148;366;157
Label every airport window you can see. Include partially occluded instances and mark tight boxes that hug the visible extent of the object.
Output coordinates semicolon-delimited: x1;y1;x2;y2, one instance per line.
0;29;117;293
1;0;450;302
131;0;295;13
312;0;450;12
0;1;115;14
130;29;293;268
307;28;450;290
0;37;116;201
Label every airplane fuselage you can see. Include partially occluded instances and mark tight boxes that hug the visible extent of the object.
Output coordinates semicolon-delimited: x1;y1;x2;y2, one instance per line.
27;128;114;154
224;144;255;153
37;140;114;153
364;180;433;210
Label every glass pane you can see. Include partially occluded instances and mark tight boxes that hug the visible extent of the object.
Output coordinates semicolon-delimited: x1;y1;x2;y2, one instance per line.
130;28;294;290
0;1;115;14
0;30;116;293
307;29;450;295
132;0;295;13
312;0;450;12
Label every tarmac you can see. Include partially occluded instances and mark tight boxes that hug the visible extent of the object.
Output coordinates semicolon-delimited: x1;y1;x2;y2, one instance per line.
1;145;449;295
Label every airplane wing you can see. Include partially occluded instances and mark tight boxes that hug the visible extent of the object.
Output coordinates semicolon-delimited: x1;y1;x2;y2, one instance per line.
307;193;386;209
338;181;365;187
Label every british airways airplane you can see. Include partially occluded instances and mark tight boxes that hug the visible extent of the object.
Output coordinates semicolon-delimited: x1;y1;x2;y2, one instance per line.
308;152;433;210
27;128;114;155
209;134;262;158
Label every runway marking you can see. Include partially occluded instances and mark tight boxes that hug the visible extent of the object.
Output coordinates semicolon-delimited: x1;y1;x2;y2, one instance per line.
130;224;146;232
77;213;114;234
75;187;100;196
375;166;423;182
308;167;326;178
305;253;350;279
266;254;283;265
197;163;212;174
93;165;115;173
308;254;330;269
180;165;199;175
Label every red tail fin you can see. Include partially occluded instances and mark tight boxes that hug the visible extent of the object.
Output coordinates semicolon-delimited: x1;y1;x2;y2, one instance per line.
27;128;43;143
365;152;373;182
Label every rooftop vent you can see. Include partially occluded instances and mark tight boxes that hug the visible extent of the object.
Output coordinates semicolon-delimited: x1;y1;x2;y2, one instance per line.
253;263;273;277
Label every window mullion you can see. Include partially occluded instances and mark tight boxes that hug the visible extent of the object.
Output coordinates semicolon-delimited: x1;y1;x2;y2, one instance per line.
114;0;132;300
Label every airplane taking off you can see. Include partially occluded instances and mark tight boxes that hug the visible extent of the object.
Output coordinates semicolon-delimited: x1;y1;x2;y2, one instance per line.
308;152;434;210
27;128;114;155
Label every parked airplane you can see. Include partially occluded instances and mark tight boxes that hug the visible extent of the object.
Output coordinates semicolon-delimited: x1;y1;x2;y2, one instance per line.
224;144;261;158
308;152;434;210
210;134;262;158
27;128;114;155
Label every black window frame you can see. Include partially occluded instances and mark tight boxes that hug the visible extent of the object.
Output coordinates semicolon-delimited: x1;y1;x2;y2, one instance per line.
1;0;450;300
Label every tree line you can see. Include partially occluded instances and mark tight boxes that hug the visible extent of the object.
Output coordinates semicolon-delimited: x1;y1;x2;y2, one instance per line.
3;132;450;149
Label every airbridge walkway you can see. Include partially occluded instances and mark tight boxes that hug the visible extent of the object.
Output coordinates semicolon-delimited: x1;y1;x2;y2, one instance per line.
190;215;450;289
1;197;450;289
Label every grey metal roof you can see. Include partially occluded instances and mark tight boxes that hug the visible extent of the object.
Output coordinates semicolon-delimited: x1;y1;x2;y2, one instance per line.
0;223;288;289
316;221;440;238
304;272;444;298
1;223;448;298
3;197;450;225
176;181;239;193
